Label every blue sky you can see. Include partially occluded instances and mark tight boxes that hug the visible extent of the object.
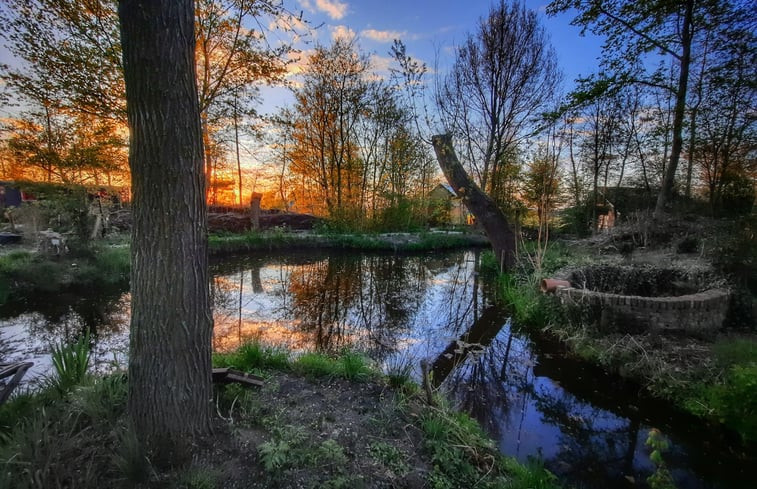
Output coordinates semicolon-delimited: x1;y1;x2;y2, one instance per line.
258;0;605;113
0;0;605;118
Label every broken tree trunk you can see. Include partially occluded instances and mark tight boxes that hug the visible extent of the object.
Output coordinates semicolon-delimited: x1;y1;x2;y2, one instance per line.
431;134;517;270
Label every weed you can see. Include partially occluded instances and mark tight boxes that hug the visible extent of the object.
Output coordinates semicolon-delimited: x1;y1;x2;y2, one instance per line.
712;338;757;368
213;340;291;372
113;426;153;486
645;428;675;489
176;468;218;489
293;352;339;378
312;439;348;469
368;441;409;476
50;332;92;393
385;357;415;390
258;439;292;471
339;351;372;381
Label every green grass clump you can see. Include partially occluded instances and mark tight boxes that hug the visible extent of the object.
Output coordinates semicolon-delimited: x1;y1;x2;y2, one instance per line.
713;338;757;368
416;403;558;489
291;350;374;381
685;341;757;443
0;373;129;489
213;341;291;372
51;332;92;394
293;352;340;378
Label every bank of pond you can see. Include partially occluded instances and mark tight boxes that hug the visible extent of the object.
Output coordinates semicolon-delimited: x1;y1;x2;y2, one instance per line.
1;248;755;488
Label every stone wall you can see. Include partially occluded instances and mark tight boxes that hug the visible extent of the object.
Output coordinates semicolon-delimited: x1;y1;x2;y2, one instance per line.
555;286;730;338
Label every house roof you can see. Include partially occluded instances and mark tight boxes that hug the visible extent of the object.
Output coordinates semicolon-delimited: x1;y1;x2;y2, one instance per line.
432;182;457;197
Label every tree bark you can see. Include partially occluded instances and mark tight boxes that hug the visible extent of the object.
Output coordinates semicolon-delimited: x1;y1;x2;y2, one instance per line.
431;134;516;270
654;0;694;218
119;0;213;463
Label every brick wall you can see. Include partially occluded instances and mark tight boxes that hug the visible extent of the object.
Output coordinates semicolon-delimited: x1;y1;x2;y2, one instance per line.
555;287;730;339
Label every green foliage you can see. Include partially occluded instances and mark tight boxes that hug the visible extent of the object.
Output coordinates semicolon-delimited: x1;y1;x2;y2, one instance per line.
0;373;130;489
0;244;129;305
695;364;757;443
713;339;757;368
258;439;292;471
645;428;675;489
384;358;415;390
498;273;555;328
416;405;553;489
293;352;340;378
50;332;92;393
291;350;375;381
719;173;755;216
113;426;153;486
368;441;410;476
371;196;426;232
212;341;291;372
312;439;348;468
339;351;372;381
175;468;219;489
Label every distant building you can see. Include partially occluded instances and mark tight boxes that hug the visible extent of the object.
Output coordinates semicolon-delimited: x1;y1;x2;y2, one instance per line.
428;183;471;226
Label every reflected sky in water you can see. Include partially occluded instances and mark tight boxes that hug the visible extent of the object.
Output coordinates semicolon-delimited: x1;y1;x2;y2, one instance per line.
1;249;754;488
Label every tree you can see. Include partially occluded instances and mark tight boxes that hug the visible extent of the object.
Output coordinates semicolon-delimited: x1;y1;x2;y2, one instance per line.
436;0;561;206
287;39;371;218
2;111;128;185
695;37;756;212
1;0;293;194
547;0;727;217
119;0;213;461
522;121;563;271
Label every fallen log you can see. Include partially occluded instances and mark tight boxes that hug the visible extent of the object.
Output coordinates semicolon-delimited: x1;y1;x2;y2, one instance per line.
431;134;517;270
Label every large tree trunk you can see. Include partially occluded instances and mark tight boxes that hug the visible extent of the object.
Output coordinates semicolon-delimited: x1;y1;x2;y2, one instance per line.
119;0;213;463
432;134;516;270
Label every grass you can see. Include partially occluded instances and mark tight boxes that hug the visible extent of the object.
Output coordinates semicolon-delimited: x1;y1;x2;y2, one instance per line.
499;237;757;446
207;228;488;254
417;400;557;489
50;332;92;394
0;339;560;489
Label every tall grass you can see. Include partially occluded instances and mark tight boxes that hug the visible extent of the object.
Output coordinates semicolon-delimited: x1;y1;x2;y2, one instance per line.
51;332;92;393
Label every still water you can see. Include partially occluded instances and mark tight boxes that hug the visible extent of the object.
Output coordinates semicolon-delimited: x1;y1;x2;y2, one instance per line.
1;250;754;488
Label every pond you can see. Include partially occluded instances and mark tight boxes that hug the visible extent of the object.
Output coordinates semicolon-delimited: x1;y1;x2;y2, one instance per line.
1;249;754;488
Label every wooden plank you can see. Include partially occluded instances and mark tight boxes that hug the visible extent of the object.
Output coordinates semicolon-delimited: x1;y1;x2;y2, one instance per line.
211;367;264;388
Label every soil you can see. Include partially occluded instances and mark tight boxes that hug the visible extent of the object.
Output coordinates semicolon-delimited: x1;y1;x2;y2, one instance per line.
174;373;434;489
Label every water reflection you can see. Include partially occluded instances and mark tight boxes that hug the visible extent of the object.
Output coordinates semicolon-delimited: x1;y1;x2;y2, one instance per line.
208;250;492;367
0;289;129;382
1;250;753;488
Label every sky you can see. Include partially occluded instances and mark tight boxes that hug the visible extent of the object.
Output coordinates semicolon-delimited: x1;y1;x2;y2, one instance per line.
258;0;606;115
0;0;606;118
0;0;607;175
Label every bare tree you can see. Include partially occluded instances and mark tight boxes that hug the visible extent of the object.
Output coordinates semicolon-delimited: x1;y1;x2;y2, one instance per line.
436;0;561;206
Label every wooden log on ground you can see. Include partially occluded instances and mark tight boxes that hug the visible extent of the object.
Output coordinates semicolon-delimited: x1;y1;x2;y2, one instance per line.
212;367;264;388
431;134;517;271
0;362;34;404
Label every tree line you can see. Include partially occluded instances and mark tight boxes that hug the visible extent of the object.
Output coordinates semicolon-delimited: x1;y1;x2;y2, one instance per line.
1;0;754;230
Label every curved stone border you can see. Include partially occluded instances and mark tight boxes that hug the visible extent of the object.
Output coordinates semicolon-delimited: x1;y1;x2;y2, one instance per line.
555;286;730;337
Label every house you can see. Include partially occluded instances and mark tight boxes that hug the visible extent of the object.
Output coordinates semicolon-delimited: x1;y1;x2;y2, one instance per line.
428;183;471;226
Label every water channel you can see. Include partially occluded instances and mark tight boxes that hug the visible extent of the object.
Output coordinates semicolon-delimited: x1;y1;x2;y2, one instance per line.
1;249;754;488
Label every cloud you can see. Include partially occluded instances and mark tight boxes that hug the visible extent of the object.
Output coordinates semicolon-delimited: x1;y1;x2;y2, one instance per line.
330;25;356;41
268;12;309;33
361;28;405;43
302;0;347;20
370;54;393;75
